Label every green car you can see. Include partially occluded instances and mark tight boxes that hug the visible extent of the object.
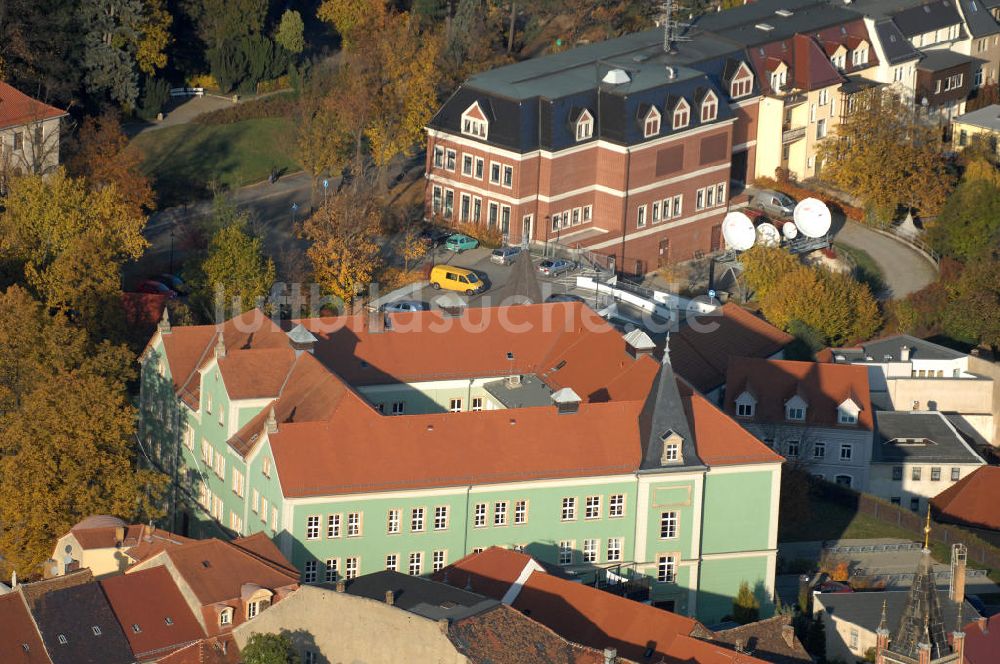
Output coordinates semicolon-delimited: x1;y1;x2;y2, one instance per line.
444;234;479;253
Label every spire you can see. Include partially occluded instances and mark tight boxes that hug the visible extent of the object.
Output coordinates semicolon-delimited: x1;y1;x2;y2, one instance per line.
215;333;226;359
265;407;278;434
878;599;889;633
888;541;951;660
158;306;171;334
923;509;932;550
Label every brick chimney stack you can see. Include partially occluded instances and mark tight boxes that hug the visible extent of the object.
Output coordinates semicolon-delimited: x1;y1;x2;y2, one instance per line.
385;590;395;606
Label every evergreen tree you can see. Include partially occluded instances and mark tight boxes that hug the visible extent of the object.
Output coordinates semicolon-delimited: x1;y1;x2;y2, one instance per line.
733;580;761;624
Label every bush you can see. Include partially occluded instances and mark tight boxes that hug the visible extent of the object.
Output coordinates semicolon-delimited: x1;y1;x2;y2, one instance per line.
257;76;291;94
137;76;170;121
185;73;218;91
193;93;297;125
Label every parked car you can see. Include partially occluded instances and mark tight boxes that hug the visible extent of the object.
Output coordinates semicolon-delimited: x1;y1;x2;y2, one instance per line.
419;226;452;247
445;234;479;253
429;265;486;295
490;246;522;265
545;293;584;304
156;273;186;294
537;258;576;277
751;189;796;218
137;280;177;299
381;300;430;313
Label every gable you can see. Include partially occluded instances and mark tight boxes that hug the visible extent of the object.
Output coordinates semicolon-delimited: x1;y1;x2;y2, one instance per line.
463;101;488;122
730;61;754;83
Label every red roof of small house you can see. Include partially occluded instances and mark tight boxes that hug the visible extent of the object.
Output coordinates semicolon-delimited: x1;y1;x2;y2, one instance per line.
100;566;205;660
931;466;1000;532
679;381;784;466
435;547;770;664
67;520;192;553
724;358;873;430
156;637;239;664
0;82;66;131
964;614;1000;664
0;593;51;664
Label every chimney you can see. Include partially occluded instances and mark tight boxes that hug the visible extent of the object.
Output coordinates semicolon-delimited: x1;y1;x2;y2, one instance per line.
950;543;967;604
158;307;171;335
368;309;386;334
335;580;346;593
385;590;395;606
603;647;618;664
551;387;582;414
286;324;317;356
215;334;226;359
781;624;796;649
977;616;988;633
900;345;911;362
115;526;126;545
265;408;278;435
438;618;450;634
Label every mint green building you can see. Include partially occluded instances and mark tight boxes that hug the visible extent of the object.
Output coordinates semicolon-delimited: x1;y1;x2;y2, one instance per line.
139;305;783;623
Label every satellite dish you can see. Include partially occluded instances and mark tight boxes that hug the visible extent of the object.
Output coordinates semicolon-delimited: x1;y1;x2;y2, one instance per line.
721;211;756;251
782;221;798;240
756;222;781;247
793;198;832;238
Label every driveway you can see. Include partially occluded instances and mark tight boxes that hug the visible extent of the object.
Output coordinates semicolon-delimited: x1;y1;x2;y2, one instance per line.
834;221;938;299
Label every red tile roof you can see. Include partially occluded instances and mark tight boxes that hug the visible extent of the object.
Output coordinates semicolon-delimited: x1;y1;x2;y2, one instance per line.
100;566;205;661
0;593;51;664
964;614;1000;664
679;382;784;466
436;548;770;664
68;521;192;553
724;358;873;430
0;82;66;130
931;466;1000;532
670;303;793;393
156;637;239;664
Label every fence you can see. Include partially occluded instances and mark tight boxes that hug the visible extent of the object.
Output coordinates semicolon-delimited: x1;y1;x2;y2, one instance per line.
169;87;205;98
812;478;1000;571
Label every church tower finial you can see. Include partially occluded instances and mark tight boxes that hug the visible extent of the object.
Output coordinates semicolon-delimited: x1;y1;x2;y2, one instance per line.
924;509;932;550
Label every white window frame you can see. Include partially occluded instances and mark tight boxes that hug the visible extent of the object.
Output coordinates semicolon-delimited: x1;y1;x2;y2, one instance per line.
561;497;577;521
461;154;473;176
585;495;601;519
583;538;599;563
347;512;362;537
657;554;677;583
576;109;594;141
489;161;502;185
327;514;341;538
609;494;625;518
502;165;513;188
303;561;317;584
607;537;623;562
408;552;423;576
637;204;647;228
461;103;489;139
325;558;339;582
434;506;449;530
432;550;447;572
474;503;487;527
449;398;462;413
306;515;320;540
644;106;661;138
558;540;575;565
433;146;444;169
411;507;425;532
494;501;508;526
700;92;718;123
388;509;401;534
660;511;678;539
385;554;397;571
840;444;853;461
673;99;690;130
514;499;528;525
345;557;359;579
445;149;457;172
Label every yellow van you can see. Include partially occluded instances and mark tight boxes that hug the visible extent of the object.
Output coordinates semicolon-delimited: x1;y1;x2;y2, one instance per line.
429;265;486;295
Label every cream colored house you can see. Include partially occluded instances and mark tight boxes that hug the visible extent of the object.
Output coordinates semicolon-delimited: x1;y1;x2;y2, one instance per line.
953;104;1000;154
0;81;65;191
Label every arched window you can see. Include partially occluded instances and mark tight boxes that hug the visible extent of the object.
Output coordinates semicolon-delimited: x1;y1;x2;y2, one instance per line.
672;99;690;130
700;91;718;123
218;607;233;627
643;106;661;138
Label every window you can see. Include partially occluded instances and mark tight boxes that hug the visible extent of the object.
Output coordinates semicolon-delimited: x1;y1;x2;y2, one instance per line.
444;189;454;219
271;506;278;532
306;516;320;540
13;131;24;151
229;512;243;533
609;494;625;518
514;500;527;524
910;498;920;512
583;205;593;222
303;560;317;583
644;107;661;137
214;451;225;478
912;467;922;481
449;398;462;413
664;442;680;462
251;489;259;513
852;47;868;67
474;503;487;527
411;507;425;532
839;410;857;425
434;506;448;530
786;440;800;458
583;539;599;563
445;149;456;171
433;146;444;168
660;511;678;539
493;501;508;526
696;188;705;210
787;407;804;421
559;540;574;565
607;538;623;562
816;118;827;140
471;397;483;412
551;213;561;231
92;626;102;636
432;185;442;215
461;105;488;139
929;466;942;482
652;201;661;223
561;497;576;521
232;469;244;497
672;101;689;130
891;497;901;506
502;165;513;188
818;89;829;107
247;598;266;619
585;496;601;519
459;193;471;222
716;183;726;205
262;456;271;478
835;475;853;487
260;496;268;521
201;439;211;464
770;69;787;91
408;552;423;576
637;204;647;228
488;202;499;227
850;628;859;650
572;208;581;225
474;157;484;179
657;555;676;582
700;93;717;122
325;558;339;581
433;550;447;572
388;509;401;534
473;197;482;222
731;69;753;98
576;111;594;140
490;162;501;184
322;514;340;539
462;154;473;176
345;557;359;579
840;444;853;461
737;403;754;417
391;402;404;416
893;466;904;481
706;185;715;207
347;512;361;537
831;54;845;70
57;634;68;645
951;467;961;481
813;442;826;459
385;554;397;571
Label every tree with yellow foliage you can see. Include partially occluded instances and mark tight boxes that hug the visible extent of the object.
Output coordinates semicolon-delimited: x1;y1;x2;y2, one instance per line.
136;0;173;75
317;0;386;48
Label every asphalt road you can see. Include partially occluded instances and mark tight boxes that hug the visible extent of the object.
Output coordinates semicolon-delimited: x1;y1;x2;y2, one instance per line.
834;221;938;299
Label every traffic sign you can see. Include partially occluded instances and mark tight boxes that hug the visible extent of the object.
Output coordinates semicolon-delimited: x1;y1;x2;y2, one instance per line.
322;179;329;189
708;289;717;299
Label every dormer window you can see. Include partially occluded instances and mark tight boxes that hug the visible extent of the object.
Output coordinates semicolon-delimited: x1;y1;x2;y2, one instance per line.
769;66;787;92
460;102;489;140
831;46;847;71
852;44;869;67
575;109;594;141
735;391;756;418
660;430;684;466
785;394;808;421
730;62;754;98
219;607;233;626
700;92;718;123
643;106;661;138
672;99;689;130
837;398;860;425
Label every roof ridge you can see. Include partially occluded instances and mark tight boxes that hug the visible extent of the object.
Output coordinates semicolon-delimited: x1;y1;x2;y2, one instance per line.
226;536;299;578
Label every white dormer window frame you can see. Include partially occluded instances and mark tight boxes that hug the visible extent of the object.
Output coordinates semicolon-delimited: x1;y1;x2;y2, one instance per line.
576;109;594;141
730;62;754;99
770;66;788;92
785;394;808;422
644;106;661;138
851;42;869;67
837;398;860;425
672;99;690;130
460;102;489;140
218;607;233;626
660;430;684;466
735;391;756;418
700;91;718;123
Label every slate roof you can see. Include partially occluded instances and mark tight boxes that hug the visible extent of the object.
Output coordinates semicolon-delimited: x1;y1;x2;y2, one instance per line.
0;82;66;131
954;103;1000;131
711;614;811;664
958;0;1000;37
872;19;922;65
843;0;966;38
343;570;499;622
693;0;861;45
669;303;793;394
22;578;134;664
872;411;986;464
825;333;967;363
815;590;975;639
917;49;975;71
931;466;1000;530
0;593;51;664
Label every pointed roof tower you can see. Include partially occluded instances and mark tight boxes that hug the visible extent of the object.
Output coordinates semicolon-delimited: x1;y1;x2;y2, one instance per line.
638;349;704;471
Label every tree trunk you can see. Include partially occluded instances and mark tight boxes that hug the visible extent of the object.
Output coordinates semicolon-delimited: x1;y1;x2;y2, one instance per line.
507;2;516;53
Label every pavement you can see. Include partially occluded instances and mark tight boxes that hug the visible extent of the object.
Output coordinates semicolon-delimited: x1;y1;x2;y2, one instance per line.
125;95;240;137
829;220;938;300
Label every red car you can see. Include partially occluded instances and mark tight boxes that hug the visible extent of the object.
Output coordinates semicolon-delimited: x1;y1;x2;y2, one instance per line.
136;280;177;299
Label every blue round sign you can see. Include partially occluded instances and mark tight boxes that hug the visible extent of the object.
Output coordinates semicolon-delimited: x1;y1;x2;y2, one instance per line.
708;289;717;299
322;179;329;189
291;203;299;211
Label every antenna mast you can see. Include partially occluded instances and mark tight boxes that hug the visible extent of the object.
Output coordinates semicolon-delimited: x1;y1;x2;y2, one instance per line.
659;0;691;54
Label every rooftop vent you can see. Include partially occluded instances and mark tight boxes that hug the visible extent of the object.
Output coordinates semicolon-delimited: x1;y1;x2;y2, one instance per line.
504;374;522;389
755;23;775;32
551;387;581;414
834;354;847;363
287;323;317;355
623;328;656;358
602;69;631;85
666;65;677;79
775;9;793;17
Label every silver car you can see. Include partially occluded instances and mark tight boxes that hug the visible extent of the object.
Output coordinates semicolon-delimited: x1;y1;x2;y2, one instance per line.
537;259;576;277
751;189;796;218
490;246;522;265
381;300;429;313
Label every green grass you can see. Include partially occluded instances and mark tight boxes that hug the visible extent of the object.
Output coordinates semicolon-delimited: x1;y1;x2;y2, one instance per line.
128;118;300;206
834;242;887;296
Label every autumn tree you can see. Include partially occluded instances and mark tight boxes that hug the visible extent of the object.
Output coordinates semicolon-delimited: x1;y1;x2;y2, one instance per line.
817;89;955;220
317;0;386;48
738;245;802;301
296;86;354;189
67;113;156;218
275;10;306;54
927;177;1000;262
942;256;1000;352
300;189;384;309
732;581;760;624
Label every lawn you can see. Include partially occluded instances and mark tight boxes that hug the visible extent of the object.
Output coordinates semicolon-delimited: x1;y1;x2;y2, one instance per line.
128;118;300;206
834;242;887;296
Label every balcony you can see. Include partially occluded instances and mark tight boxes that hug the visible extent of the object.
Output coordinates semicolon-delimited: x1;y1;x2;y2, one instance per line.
782;126;806;143
593;564;652;602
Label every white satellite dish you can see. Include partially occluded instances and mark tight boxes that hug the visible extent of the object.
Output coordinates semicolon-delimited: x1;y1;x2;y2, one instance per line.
782;221;798;240
756;222;781;247
721;211;756;251
793;198;832;238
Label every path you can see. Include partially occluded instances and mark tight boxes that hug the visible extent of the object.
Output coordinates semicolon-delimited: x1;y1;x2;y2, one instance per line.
834;221;938;300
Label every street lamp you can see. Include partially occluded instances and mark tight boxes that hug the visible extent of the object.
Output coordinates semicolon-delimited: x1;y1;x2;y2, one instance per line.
544;215;550;257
